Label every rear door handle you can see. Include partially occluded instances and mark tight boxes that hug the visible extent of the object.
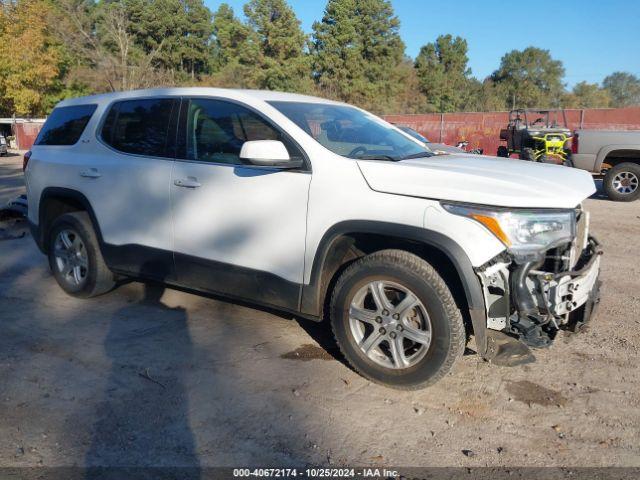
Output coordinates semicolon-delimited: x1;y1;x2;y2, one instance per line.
79;168;101;178
174;177;201;188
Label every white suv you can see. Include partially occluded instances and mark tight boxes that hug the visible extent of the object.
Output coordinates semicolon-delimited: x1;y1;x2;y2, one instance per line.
25;88;602;389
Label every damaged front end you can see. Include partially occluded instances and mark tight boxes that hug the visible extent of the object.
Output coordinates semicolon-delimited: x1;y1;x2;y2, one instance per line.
476;208;602;361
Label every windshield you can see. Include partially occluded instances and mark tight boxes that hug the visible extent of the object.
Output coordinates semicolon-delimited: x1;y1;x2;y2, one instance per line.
269;101;433;161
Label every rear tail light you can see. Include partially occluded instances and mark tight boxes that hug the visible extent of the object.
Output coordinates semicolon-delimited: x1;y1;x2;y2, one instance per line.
571;132;579;154
23;150;32;172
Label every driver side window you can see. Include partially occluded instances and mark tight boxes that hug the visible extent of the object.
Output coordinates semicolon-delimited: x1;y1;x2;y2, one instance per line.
184;98;301;165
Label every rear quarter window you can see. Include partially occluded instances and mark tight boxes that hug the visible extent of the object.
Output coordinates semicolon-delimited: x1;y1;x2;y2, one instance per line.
35;104;97;146
100;98;176;158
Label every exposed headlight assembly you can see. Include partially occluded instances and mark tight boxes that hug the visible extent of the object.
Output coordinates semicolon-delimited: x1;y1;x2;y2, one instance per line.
442;203;576;258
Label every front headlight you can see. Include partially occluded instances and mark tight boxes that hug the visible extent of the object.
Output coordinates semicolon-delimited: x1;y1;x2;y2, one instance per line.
442;203;576;256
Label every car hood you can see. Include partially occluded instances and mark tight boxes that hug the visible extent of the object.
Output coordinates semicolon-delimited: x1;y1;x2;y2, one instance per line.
357;154;596;208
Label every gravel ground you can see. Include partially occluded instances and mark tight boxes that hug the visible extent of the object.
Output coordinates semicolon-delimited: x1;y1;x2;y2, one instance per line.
0;153;639;469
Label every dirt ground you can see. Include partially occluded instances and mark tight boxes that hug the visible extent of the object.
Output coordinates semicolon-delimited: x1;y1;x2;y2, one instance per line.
1;152;639;469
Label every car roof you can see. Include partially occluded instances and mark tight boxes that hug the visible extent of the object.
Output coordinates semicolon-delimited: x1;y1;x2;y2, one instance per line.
56;87;345;108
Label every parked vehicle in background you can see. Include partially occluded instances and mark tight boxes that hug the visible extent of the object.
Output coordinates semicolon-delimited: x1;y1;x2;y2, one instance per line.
394;124;466;154
498;109;572;164
0;135;7;156
25;88;601;389
571;129;640;202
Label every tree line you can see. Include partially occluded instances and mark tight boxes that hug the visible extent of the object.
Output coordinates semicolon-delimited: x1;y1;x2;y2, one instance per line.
1;0;639;117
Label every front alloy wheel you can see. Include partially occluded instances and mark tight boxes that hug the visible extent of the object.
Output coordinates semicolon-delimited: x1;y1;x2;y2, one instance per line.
349;280;432;369
330;249;465;390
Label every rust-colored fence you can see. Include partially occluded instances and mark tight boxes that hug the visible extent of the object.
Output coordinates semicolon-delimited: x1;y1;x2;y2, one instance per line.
384;107;640;155
9;106;640;153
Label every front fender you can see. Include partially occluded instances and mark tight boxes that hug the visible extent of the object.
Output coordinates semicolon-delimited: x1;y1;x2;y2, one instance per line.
300;220;490;356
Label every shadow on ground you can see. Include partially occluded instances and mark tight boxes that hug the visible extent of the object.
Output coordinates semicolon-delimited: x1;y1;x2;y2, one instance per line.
83;280;200;476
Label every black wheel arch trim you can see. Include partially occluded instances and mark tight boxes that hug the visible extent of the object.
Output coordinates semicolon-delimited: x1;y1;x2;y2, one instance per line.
33;187;105;253
301;220;488;355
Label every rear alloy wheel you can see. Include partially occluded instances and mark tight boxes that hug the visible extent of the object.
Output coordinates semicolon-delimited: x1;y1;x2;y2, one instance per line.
604;162;640;202
330;250;465;390
48;212;115;297
53;229;89;289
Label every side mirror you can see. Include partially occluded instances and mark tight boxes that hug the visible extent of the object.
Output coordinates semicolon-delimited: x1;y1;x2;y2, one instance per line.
239;140;302;169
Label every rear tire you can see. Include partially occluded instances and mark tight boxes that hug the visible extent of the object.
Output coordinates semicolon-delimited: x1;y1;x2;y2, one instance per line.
48;212;115;297
497;146;509;157
330;250;465;390
603;162;640;202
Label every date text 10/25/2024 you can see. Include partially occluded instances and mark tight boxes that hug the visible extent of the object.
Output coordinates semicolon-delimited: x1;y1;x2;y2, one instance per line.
233;468;399;478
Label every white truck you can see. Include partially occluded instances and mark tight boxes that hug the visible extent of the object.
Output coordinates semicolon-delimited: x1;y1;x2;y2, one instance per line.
24;88;601;389
572;129;640;201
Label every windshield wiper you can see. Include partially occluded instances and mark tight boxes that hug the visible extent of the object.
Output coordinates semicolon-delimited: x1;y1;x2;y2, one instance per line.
354;154;400;161
397;151;435;160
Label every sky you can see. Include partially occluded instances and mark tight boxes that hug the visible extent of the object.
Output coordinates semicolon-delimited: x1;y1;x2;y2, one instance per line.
203;0;640;88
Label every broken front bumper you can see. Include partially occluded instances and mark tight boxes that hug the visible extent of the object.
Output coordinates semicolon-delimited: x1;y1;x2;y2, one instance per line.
478;236;603;349
534;237;602;329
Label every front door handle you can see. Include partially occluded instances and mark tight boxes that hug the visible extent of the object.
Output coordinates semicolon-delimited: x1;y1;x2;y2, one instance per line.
174;177;201;188
79;168;101;178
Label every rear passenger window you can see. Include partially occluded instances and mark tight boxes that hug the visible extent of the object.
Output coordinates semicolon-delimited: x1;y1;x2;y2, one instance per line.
101;98;176;157
35;104;97;146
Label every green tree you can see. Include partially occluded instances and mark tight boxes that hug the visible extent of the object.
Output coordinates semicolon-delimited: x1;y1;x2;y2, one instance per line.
462;78;507;112
563;81;611;108
311;0;362;101
603;72;640;107
211;3;253;69
243;0;310;92
123;0;212;78
178;0;214;77
414;35;471;112
52;0;177;92
205;3;258;87
491;47;565;109
311;0;405;112
385;57;429;114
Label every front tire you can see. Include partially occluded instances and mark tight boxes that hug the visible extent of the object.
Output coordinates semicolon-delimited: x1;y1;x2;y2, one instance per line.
520;147;536;161
497;146;509;157
603;162;640;202
48;212;115;297
330;250;465;390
